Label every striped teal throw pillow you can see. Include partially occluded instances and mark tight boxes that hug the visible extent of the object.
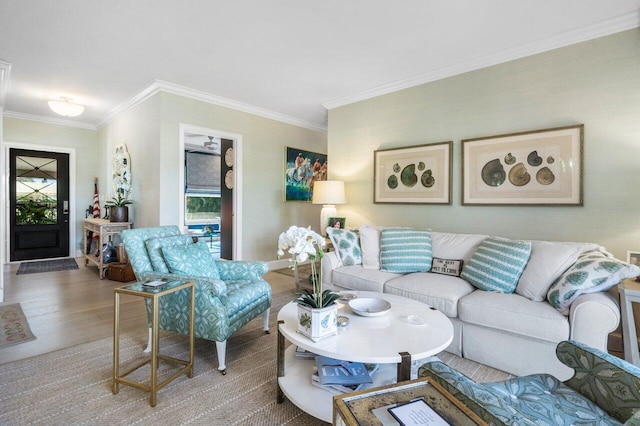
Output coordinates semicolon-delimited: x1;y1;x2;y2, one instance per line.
380;228;432;273
461;236;531;293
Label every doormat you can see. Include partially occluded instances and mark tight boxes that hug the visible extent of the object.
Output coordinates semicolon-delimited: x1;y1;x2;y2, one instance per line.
0;303;36;349
17;258;79;275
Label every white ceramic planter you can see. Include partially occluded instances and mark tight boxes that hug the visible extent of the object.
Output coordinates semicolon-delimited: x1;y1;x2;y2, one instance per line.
297;303;338;342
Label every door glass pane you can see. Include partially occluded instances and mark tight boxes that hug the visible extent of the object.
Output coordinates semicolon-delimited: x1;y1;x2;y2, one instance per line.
15;156;58;225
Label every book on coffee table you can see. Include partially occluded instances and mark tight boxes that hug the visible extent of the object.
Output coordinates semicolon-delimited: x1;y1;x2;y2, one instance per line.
315;356;373;386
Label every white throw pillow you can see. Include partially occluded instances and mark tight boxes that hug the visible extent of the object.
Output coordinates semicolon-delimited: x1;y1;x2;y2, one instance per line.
516;241;582;302
359;225;383;269
431;232;488;263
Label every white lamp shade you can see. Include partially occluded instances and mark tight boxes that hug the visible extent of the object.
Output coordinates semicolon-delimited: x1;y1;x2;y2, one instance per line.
48;98;85;117
312;180;346;205
313;180;346;235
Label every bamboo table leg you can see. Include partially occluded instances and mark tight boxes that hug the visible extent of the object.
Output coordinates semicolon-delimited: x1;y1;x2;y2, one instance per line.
150;296;160;407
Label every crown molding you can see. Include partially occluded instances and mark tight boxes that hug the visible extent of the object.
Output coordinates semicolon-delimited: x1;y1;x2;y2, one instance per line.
322;11;640;110
98;79;328;132
0;60;11;107
2;110;97;130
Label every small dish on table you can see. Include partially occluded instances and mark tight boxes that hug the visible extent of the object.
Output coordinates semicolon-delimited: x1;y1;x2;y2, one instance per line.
348;297;391;317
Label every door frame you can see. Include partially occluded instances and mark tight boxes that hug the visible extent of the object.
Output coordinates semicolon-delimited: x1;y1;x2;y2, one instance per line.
2;141;77;263
178;124;242;260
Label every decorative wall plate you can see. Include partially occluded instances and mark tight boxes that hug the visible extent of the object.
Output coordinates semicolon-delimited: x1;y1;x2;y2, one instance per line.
225;147;234;167
224;169;234;189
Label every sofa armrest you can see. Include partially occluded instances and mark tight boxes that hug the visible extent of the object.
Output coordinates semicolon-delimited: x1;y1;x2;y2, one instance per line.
321;251;341;286
138;271;228;301
214;260;269;281
569;291;620;351
418;361;509;425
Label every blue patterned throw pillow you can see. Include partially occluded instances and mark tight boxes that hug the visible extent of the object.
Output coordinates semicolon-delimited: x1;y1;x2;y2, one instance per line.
326;228;361;266
145;235;195;273
380;228;432;273
461;236;531;293
161;241;220;279
547;251;640;315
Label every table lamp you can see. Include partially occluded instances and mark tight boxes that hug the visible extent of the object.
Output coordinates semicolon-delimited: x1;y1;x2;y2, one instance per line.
312;180;346;235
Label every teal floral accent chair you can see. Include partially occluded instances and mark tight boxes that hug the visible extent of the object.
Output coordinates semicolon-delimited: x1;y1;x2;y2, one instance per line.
121;226;271;374
419;340;640;425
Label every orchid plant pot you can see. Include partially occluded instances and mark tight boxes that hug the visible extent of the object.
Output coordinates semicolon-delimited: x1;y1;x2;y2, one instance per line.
109;206;129;222
297;302;338;342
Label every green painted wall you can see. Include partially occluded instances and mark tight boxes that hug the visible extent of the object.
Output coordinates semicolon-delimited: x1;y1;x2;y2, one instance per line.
327;29;640;260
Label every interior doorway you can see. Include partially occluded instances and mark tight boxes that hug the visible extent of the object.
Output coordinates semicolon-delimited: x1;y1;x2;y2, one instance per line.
179;125;241;260
9;148;70;261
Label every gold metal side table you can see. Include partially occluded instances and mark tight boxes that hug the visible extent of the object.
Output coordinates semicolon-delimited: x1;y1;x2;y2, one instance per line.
112;280;195;406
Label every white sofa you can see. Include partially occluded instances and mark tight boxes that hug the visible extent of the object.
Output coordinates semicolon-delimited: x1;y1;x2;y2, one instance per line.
321;228;626;380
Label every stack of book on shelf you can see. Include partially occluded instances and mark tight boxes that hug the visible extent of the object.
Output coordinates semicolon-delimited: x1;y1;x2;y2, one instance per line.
295;346;316;360
311;355;379;395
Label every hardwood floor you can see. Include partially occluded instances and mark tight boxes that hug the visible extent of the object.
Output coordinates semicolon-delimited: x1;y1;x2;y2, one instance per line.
0;258;294;365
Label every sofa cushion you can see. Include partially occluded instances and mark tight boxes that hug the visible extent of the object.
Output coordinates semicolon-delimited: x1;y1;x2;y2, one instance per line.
331;265;401;293
516;241;582;302
359;225;383;269
547;251;640;315
384;273;475;317
144;234;196;273
380;228;432;273
161;241;220;279
431;232;488;263
461;236;531;293
327;228;361;266
459;291;569;342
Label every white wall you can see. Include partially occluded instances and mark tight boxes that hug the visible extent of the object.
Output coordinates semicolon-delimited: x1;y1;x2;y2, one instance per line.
98;91;327;261
327;29;640;261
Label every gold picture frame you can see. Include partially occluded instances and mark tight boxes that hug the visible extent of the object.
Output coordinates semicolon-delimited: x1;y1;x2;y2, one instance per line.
374;141;452;204
462;125;583;206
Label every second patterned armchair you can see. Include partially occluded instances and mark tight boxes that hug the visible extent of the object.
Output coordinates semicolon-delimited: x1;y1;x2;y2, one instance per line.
121;226;271;374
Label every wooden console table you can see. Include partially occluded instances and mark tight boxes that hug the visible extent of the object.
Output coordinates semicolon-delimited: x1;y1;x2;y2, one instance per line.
83;218;131;279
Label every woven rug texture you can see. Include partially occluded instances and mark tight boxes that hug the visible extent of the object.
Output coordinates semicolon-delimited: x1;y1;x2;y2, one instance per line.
16;258;79;275
0;303;36;349
0;287;510;425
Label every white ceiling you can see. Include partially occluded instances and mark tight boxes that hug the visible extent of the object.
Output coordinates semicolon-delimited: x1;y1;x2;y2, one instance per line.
0;1;638;131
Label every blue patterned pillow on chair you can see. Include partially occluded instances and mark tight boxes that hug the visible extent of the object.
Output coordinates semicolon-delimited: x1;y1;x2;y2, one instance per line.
461;236;531;293
161;241;220;279
145;234;195;273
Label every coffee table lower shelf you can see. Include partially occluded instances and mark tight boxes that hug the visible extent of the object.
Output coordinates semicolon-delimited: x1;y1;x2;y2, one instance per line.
277;345;397;423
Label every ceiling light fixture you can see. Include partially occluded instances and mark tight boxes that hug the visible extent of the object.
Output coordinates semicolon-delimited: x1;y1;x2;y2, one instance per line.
48;97;85;117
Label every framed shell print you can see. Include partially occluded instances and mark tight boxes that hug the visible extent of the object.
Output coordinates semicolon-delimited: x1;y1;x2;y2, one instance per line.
462;125;583;205
374;141;452;204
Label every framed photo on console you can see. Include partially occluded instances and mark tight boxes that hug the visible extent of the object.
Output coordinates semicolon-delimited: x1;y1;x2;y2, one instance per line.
374;141;452;204
462;125;583;206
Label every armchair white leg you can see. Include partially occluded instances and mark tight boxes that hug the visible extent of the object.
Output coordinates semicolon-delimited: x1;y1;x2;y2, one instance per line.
143;327;152;353
216;340;227;374
262;308;270;333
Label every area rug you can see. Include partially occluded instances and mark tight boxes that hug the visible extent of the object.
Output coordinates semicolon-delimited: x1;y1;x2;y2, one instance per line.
0;287;510;425
16;258;79;275
0;303;36;349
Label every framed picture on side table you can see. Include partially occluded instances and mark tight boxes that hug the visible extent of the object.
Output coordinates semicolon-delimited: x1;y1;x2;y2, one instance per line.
327;217;346;230
462;125;583;206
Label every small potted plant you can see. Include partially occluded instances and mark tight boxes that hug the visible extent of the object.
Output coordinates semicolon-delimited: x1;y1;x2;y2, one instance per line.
278;225;340;342
105;192;132;222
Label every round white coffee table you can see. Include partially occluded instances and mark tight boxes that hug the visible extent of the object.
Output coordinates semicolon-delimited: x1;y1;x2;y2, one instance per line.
276;291;454;422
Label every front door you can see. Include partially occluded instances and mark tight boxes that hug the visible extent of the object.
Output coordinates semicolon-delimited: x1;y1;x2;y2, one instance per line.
9;149;70;261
